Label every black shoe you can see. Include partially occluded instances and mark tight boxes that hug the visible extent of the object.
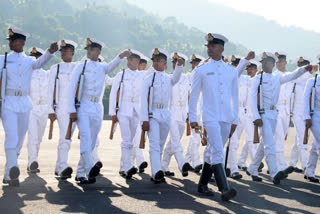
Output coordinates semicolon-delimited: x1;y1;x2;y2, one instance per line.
198;184;214;196
258;162;264;172
3;178;19;187
273;171;286;185
284;166;294;175
9;166;20;180
182;162;192;177
139;161;148;173
95;161;103;169
194;164;203;173
75;177;90;184
60;167;73;180
88;165;100;178
27;161;40;173
54;171;58;176
164;171;175;177
225;168;231;177
231;172;242;180
153;171;164;184
304;176;319;183
119;171;126;178
251;175;262;182
267;170;270;174
126;167;138;179
294;167;304;173
212;164;237;201
238;166;247;171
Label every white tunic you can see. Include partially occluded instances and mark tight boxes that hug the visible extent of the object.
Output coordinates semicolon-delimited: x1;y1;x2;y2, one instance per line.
0;50;54;112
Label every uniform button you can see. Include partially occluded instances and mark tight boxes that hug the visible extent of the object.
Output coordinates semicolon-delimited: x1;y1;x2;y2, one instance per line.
220;92;223;94
18;64;21;66
221;101;224;104
219;82;223;85
218;73;221;75
19;74;22;77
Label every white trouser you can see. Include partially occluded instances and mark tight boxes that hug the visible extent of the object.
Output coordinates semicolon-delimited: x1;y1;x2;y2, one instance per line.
237;116;257;168
289;113;308;169
148;117;170;176
274;109;290;171
305;111;320;177
185;128;202;168
228;110;257;174
248;116;279;178
203;121;231;165
55;110;76;175
131;124;146;167
76;111;102;177
27;105;48;167
118;112;139;172
92;139;101;164
162;120;186;172
2;108;30;180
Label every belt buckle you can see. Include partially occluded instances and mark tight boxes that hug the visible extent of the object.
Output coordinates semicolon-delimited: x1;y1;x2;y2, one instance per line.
282;100;286;105
130;97;135;102
270;105;275;110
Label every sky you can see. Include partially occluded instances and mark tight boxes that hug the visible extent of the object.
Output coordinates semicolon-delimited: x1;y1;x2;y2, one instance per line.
208;0;320;33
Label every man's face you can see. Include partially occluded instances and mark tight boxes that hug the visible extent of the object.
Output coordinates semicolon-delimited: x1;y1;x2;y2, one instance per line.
153;56;167;71
127;57;140;70
207;43;224;58
60;48;74;62
276;59;287;70
87;46;101;60
191;61;201;70
9;39;25;53
138;62;147;71
261;58;275;73
247;67;258;77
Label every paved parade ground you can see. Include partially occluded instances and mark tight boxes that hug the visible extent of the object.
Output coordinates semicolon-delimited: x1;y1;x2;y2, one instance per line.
0;121;319;214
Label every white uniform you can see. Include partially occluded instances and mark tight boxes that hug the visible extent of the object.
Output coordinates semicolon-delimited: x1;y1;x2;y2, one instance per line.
140;66;183;177
289;72;312;169
185;92;203;168
27;68;50;168
228;75;257;174
273;70;294;171
109;68;145;172
69;57;122;178
0;50;53;181
304;75;320;178
189;59;239;165
248;67;308;178
48;62;77;175
162;74;191;172
92;75;114;164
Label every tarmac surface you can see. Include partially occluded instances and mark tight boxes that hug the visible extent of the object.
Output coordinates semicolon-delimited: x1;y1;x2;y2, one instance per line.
0;121;319;214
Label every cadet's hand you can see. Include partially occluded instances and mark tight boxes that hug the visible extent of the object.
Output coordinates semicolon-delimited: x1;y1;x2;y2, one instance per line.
312;65;319;73
190;122;198;129
112;115;118;123
119;49;132;59
305;119;312;128
70;112;77;122
49;42;58;54
253;119;263;127
142;121;150;131
245;51;255;60
48;113;57;122
177;58;185;66
229;124;237;138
